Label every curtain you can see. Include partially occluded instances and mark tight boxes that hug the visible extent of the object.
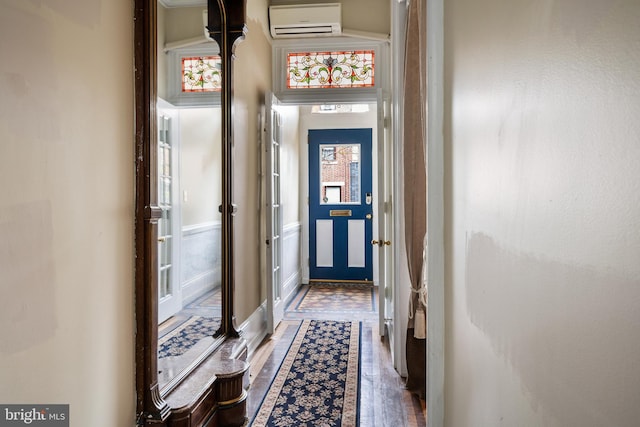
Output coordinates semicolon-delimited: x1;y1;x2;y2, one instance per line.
403;0;427;399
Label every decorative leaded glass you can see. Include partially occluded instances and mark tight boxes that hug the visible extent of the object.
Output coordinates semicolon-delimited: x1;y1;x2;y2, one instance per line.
182;56;222;92
287;50;375;89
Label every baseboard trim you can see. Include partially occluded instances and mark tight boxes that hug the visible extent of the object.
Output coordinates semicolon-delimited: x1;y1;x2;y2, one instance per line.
283;270;302;308
181;270;219;305
238;301;268;360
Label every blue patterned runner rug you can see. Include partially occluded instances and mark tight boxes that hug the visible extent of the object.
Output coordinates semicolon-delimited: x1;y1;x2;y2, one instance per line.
252;320;361;427
158;316;221;359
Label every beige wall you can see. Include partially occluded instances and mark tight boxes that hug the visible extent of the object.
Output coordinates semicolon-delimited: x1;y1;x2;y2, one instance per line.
158;4;168;99
269;0;390;35
165;5;207;42
444;0;640;426
179;108;223;226
0;1;135;426
233;0;272;323
341;0;389;35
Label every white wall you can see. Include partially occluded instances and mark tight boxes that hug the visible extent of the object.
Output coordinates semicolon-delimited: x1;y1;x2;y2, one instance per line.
0;1;135;426
444;0;640;426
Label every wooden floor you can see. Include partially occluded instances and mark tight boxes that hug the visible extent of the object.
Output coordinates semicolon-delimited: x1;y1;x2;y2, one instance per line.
245;285;426;426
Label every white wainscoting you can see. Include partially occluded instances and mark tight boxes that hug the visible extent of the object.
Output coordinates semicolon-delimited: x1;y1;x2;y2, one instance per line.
240;222;302;362
181;222;222;305
282;222;302;306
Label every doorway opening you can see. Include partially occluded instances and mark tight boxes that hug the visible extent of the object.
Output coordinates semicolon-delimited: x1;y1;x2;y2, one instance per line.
261;99;394;335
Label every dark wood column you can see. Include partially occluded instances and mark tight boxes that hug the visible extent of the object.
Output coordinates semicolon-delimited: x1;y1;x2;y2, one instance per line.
207;0;247;339
134;0;170;423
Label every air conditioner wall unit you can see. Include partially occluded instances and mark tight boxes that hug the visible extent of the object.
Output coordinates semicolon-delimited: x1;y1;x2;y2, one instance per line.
269;3;342;38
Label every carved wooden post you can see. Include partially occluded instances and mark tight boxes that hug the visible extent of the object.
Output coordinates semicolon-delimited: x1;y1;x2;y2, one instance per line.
207;0;247;339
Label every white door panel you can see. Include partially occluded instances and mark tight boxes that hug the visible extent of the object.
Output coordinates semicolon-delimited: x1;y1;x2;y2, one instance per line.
265;93;284;334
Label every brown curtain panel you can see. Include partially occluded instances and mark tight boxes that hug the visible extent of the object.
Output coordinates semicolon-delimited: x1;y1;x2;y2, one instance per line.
403;0;427;399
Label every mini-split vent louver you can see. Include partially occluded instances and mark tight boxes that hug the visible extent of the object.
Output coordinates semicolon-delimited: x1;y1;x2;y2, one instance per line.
269;3;342;38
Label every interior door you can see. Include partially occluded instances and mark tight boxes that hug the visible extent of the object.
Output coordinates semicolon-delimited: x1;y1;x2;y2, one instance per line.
157;110;181;323
265;93;284;333
308;128;373;282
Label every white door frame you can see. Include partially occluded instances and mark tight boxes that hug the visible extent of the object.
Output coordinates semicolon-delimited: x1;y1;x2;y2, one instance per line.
270;37;390;289
298;107;380;289
272;32;410;375
425;0;445;425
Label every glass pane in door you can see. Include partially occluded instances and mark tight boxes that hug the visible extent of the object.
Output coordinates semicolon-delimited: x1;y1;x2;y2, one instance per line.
319;143;361;204
158;115;173;300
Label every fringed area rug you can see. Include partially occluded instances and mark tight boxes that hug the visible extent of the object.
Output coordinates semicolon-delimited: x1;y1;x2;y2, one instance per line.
294;284;375;312
252;320;361;427
158;316;221;359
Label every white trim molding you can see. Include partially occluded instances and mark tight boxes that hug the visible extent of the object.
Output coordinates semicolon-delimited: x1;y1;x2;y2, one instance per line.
166;44;222;107
426;0;445;426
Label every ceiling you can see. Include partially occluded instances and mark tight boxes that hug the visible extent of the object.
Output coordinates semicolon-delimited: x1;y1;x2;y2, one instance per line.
159;0;206;8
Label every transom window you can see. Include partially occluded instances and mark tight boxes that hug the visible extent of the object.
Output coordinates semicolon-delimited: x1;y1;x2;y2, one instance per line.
181;56;222;92
287;50;375;89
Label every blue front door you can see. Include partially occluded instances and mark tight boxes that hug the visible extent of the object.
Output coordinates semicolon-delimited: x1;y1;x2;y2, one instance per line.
309;128;373;282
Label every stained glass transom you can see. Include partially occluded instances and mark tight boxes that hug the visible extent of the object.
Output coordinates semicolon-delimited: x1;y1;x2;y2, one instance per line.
287;50;375;89
182;56;222;92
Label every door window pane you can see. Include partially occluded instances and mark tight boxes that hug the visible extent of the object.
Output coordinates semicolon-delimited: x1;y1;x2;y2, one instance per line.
320;144;360;204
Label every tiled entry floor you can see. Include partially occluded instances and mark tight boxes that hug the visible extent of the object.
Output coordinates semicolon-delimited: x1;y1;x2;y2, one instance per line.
246;284;426;426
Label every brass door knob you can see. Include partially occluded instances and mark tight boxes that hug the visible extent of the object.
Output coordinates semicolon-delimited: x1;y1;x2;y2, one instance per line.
371;239;391;247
